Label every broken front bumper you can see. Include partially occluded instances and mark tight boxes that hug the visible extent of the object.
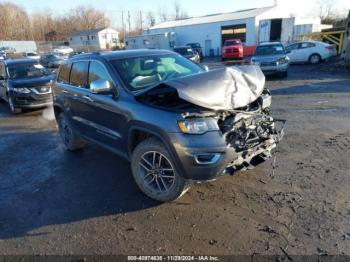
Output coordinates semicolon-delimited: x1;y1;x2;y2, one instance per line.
223;118;285;175
168;118;285;181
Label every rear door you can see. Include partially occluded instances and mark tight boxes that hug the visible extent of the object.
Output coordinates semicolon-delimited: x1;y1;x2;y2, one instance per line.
298;42;316;62
64;61;92;135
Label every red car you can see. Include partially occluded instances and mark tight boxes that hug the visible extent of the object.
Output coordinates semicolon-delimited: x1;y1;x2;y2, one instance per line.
222;39;243;61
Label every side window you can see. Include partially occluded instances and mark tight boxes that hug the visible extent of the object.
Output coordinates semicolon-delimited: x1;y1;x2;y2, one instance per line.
300;42;315;49
286;43;299;51
88;61;113;86
70;61;89;88
57;63;71;84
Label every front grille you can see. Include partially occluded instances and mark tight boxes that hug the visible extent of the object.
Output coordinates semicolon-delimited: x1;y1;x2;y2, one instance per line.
31;86;51;94
260;61;276;67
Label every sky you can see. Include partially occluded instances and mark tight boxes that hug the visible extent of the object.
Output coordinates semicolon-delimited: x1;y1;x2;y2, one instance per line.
8;0;350;27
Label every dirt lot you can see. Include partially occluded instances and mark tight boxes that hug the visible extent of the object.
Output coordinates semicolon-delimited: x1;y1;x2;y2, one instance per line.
0;61;350;257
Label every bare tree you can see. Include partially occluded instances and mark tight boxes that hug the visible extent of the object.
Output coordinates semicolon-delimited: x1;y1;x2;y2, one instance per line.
157;6;169;22
172;1;188;21
0;2;31;40
146;11;156;28
133;10;144;34
317;0;336;21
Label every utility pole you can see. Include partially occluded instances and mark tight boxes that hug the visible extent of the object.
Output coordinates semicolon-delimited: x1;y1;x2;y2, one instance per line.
121;11;126;42
274;0;278;6
140;10;143;33
127;11;131;34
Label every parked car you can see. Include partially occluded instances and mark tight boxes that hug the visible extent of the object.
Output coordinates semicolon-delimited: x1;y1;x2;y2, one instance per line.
53;46;74;55
285;41;337;64
40;54;64;68
68;51;86;58
52;50;284;202
23;51;41;61
0;59;54;114
186;43;203;60
251;42;290;77
222;39;244;61
174;46;200;64
0;51;6;60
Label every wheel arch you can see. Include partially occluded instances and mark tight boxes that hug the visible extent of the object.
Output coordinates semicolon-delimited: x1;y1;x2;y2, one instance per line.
309;53;322;63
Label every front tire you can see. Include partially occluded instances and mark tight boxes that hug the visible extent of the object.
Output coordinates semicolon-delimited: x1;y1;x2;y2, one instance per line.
131;138;190;202
8;95;22;114
57;113;86;151
280;71;288;78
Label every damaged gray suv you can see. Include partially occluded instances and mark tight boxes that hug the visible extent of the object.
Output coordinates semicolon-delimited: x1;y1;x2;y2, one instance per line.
52;50;284;202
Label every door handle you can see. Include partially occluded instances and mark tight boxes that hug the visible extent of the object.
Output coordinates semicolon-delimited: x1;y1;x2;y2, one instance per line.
83;95;94;102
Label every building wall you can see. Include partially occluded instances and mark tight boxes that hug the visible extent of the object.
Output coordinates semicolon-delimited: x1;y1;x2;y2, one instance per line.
147;18;256;56
97;29;119;50
68;28;119;51
0;41;37;52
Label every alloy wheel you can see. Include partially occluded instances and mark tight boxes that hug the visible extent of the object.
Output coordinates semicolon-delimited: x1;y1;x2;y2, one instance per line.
310;55;320;64
139;151;176;194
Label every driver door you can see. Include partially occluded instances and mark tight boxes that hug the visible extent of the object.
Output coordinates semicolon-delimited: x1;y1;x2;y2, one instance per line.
73;60;128;155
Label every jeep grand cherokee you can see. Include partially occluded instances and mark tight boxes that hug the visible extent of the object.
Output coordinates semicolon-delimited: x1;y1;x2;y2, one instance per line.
52;50;284;202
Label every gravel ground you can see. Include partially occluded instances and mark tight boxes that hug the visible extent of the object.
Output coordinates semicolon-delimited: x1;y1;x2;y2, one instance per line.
0;61;349;257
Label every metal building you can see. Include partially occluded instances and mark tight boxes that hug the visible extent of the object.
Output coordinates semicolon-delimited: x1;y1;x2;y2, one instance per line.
145;6;324;57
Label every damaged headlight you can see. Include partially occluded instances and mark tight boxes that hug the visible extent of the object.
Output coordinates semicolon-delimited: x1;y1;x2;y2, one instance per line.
178;119;219;134
276;56;289;64
12;87;31;94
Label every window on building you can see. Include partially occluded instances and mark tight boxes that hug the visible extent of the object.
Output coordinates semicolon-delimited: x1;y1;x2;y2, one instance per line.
70;61;89;88
57;63;71;84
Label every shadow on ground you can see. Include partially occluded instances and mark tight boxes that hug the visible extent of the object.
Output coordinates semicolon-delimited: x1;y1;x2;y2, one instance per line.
0;130;158;240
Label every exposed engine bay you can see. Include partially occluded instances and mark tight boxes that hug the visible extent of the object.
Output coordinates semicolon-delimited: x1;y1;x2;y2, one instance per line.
136;66;285;174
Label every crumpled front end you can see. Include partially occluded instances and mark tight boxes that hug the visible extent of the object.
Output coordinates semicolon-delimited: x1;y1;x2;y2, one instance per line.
217;102;285;175
136;65;285;180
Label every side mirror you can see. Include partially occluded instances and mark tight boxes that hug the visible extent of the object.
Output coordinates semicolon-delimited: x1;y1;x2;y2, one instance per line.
90;80;112;94
286;50;291;54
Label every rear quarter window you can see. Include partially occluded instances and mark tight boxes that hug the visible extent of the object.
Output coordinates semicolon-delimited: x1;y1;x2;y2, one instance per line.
57;63;71;84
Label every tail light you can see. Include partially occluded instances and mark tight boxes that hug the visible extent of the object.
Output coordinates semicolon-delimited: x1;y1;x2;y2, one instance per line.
325;45;335;50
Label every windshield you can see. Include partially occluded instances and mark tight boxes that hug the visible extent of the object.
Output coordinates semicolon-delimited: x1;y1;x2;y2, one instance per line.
111;54;203;91
188;43;200;48
7;63;50;79
174;48;194;56
255;44;285;56
224;40;241;46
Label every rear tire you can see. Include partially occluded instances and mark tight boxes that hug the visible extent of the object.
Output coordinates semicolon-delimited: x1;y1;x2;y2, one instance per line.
57;113;86;151
131;137;190;202
308;54;321;64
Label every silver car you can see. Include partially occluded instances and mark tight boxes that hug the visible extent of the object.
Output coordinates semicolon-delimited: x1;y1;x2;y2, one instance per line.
251;42;290;78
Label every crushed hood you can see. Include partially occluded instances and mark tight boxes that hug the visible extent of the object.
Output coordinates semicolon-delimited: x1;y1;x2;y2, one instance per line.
144;65;265;110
